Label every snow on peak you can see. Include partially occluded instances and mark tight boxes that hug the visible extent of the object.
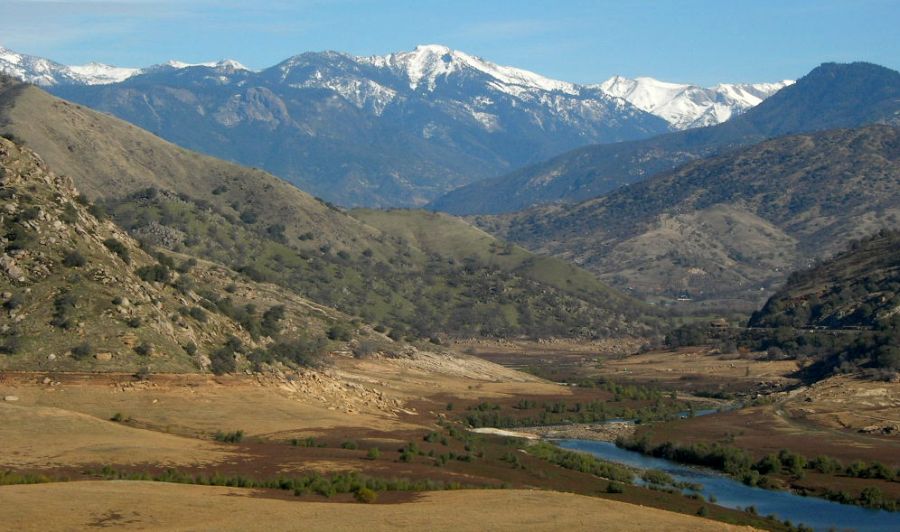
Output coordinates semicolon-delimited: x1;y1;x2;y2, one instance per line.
597;76;793;130
67;62;140;85
164;59;248;71
360;44;578;94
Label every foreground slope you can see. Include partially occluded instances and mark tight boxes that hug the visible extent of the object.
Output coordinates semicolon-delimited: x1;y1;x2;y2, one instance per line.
0;75;651;339
482;125;900;307
0;137;260;370
432;62;900;215
0;482;748;532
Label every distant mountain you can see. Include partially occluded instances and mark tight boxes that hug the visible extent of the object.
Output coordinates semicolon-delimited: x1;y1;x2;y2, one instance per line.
36;44;666;207
1;44;782;208
597;76;793;130
480;125;900;308
431;62;900;215
0;46;139;85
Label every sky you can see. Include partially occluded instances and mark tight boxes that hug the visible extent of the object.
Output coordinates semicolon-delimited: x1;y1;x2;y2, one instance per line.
1;0;898;86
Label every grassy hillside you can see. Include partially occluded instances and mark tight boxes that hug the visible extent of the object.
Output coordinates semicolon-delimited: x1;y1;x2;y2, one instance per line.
665;231;900;381
483;125;900;309
431;62;900;215
0;137;259;371
0;75;654;340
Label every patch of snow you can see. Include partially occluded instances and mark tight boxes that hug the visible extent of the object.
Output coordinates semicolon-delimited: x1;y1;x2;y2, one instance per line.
68;62;139;84
596;76;793;130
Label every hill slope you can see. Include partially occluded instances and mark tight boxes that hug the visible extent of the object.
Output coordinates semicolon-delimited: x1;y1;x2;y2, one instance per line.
431;62;900;215
0;75;653;339
481;125;900;308
750;230;900;329
0;137;261;370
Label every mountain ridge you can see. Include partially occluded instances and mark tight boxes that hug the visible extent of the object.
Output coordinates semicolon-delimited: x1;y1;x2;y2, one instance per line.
430;61;900;215
478;124;900;309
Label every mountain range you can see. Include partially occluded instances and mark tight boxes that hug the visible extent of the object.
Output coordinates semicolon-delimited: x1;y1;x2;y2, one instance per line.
431;62;900;215
1;45;786;208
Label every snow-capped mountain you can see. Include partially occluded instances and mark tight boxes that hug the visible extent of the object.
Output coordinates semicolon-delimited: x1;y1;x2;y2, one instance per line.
597;76;794;130
0;46;248;86
1;43;792;207
45;44;671;207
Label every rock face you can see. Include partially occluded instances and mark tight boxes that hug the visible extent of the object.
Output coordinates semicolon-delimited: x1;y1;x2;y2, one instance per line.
0;254;25;281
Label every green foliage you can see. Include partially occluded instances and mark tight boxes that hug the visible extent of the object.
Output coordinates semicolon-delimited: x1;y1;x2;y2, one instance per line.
62;250;86;267
137;263;171;283
213;430;245;443
71;342;94;360
527;442;633;483
102;238;130;264
134;343;153;357
327;322;352;341
354;486;378;503
366;447;381;460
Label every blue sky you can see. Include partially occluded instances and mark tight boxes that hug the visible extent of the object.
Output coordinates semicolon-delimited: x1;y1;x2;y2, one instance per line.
2;0;898;85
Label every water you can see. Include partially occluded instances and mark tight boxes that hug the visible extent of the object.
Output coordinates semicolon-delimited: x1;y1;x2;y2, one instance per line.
557;439;900;532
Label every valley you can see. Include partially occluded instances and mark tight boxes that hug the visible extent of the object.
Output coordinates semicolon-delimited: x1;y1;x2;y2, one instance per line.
1;13;899;530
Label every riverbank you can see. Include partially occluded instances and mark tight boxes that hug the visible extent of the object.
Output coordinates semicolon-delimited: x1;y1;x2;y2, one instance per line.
516;421;636;441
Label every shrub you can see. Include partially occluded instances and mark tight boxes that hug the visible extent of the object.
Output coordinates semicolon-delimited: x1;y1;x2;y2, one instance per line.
341;440;358;450
606;481;625;493
184;341;198;356
366;447;381;460
137;264;171;283
327;323;352;341
62;250;86;267
0;336;22;355
352;340;378;359
103;238;130;264
214;430;245;443
354;486;378;503
71;342;94;360
188;306;207;323
210;347;236;375
134;343;153;357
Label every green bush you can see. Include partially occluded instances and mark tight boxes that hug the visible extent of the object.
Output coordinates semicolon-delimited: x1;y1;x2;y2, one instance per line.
214;430;245;443
134;343;153;357
103;238;131;264
354;486;378;503
71;342;94;360
62;250;87;267
327;323;353;341
137;264;171;283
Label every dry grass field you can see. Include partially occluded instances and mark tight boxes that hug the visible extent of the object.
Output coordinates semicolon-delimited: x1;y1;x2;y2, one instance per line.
0;481;758;531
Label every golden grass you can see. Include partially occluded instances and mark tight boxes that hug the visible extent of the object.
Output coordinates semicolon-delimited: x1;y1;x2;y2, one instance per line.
0;481;757;531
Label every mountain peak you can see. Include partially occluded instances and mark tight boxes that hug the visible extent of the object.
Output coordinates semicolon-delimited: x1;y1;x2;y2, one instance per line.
597;75;793;130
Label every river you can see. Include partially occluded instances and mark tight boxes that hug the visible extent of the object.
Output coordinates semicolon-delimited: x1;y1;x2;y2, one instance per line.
557;439;900;532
